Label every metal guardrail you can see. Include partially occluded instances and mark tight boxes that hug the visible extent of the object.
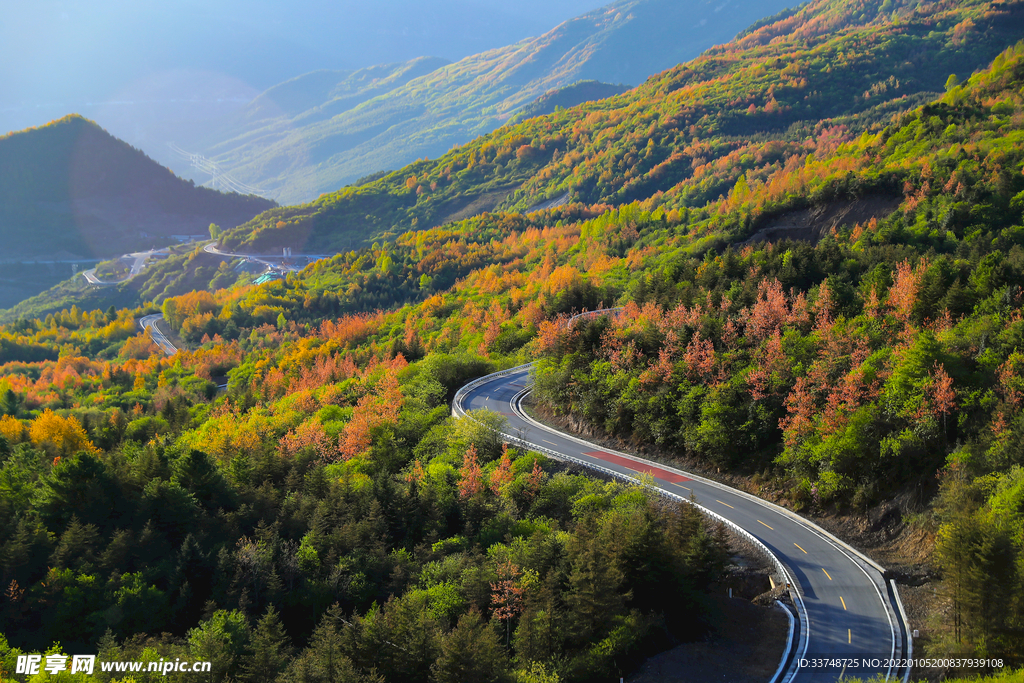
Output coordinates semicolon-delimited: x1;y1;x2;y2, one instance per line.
775;600;797;683
452;363;807;683
892;579;913;683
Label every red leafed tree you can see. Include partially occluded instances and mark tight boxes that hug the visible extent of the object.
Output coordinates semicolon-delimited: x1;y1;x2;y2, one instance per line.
748;330;788;400
483;300;510;349
536;314;570;354
996;352;1024;408
748;278;790;342
888;259;926;328
928;362;956;438
280;417;332;459
459;444;484;499
527;459;544;498
337;365;403;460
820;370;868;436
931;363;956;416
684;331;716;382
864;285;882;319
490;559;525;645
490;444;513;496
813;280;834;335
788;291;810;328
406;459;426;485
992;352;1024;435
779;376;819;449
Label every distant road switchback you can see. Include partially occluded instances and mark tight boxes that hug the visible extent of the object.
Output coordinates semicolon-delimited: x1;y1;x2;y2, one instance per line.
138;314;178;355
455;363;913;683
203;242;335;273
82;249;166;285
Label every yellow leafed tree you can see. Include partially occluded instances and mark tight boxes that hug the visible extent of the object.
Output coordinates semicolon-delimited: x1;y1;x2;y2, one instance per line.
0;415;26;443
29;409;99;456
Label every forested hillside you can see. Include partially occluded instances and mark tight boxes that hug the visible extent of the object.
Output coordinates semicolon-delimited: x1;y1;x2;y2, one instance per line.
506;81;632;125
200;0;797;204
4;0;1024;678
0;115;274;261
214;0;1024;255
0;269;734;682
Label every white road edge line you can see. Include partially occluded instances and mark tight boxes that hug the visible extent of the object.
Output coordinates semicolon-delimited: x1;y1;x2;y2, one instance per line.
507;374;900;680
891;578;913;683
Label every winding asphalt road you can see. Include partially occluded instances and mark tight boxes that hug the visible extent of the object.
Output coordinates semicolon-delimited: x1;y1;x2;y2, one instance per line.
456;365;911;683
204;242;333;273
83;249;167;285
139;314;179;355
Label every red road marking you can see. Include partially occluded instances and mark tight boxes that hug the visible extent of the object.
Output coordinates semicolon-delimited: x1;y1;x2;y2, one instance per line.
583;451;690;483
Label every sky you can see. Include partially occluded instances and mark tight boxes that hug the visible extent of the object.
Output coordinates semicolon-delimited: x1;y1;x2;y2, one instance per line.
0;0;608;135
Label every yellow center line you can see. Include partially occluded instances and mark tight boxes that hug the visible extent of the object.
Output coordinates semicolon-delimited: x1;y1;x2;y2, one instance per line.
848;628;852;644
542;439;557;445
675;484;691;491
840;596;847;611
822;568;833;581
757;519;774;530
794;542;808;554
716;499;735;509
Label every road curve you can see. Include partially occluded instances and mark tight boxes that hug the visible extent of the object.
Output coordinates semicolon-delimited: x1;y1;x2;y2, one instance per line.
139;314;179;355
83;249;166;285
203;242;335;273
455;364;911;683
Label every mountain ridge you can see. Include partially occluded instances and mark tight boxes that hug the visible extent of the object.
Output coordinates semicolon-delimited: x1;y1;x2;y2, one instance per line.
200;0;799;203
214;0;1024;255
0;114;274;261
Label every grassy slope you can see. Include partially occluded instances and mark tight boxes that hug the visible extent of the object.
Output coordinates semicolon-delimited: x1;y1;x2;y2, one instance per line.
507;80;633;125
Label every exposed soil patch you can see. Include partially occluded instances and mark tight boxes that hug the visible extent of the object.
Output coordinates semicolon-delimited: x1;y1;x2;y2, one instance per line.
438;187;516;224
742;195;902;245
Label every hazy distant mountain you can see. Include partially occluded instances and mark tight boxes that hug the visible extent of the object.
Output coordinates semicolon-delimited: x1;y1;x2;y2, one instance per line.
0;115;274;261
201;0;796;203
0;1;606;138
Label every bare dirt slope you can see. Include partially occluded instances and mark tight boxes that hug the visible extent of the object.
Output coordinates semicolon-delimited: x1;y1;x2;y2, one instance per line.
743;195;902;244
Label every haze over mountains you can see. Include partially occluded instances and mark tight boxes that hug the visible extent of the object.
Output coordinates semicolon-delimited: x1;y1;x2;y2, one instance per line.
205;0;1024;258
196;0;798;203
1;0;604;142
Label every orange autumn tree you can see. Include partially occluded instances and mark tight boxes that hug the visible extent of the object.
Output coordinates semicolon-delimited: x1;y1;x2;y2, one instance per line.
490;444;513;496
29;409;99;456
490;559;525;645
458;444;484;499
336;357;406;460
